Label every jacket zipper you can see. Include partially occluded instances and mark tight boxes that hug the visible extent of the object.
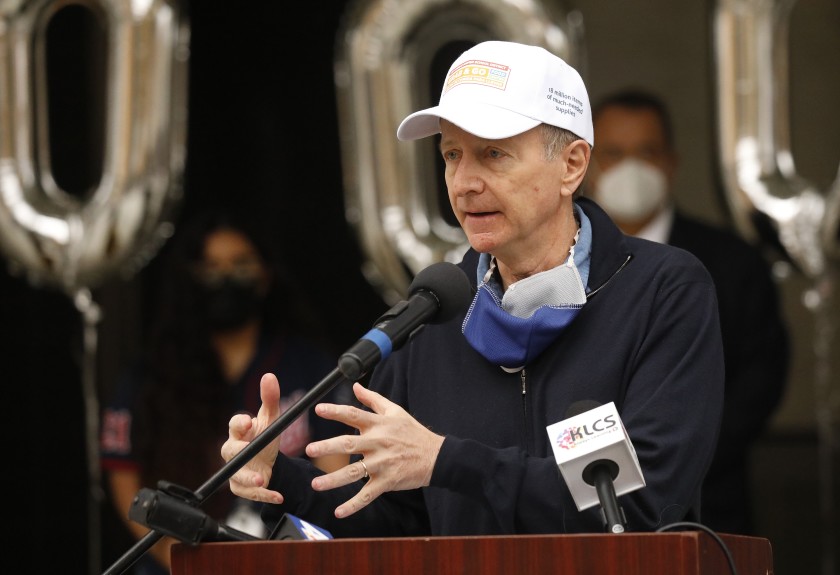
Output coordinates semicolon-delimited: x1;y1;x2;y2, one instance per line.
515;255;631;452
521;368;531;449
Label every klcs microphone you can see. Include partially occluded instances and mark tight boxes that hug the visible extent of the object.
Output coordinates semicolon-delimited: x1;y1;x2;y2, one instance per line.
338;261;472;380
546;401;646;533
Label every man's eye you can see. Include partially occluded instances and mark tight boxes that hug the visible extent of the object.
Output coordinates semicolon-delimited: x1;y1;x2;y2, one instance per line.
488;149;504;159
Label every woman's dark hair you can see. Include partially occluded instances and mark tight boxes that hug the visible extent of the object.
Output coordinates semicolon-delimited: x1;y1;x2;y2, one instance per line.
132;207;323;517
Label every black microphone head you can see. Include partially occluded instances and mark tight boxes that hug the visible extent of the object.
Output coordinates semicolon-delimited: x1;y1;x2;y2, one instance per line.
408;262;472;324
566;400;601;419
582;459;620;485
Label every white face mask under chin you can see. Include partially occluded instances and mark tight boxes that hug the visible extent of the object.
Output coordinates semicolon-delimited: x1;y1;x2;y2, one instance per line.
593;158;668;223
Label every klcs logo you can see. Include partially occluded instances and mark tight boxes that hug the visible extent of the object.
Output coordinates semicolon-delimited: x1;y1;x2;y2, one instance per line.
557;414;618;450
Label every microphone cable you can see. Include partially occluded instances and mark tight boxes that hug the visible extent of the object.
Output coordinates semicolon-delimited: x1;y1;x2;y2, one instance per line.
656;521;738;575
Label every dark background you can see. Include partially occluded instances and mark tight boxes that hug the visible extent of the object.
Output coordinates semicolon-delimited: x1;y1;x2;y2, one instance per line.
2;1;837;574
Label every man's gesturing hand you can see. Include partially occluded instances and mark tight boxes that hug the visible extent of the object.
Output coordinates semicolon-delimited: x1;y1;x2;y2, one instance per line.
220;372;284;504
306;382;445;519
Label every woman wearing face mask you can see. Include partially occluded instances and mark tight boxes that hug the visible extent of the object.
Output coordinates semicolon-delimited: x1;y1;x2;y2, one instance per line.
586;89;790;537
100;208;351;574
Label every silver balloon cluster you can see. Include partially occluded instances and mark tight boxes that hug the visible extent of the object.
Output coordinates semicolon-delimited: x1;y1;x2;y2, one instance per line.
0;0;190;295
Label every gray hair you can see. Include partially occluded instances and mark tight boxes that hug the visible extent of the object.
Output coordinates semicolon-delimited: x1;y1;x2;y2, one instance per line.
540;124;584;160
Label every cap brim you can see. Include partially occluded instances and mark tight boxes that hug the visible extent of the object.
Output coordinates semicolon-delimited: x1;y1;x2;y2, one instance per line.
397;102;542;141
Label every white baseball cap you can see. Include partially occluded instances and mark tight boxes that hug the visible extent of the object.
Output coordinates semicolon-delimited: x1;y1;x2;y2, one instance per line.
397;41;593;146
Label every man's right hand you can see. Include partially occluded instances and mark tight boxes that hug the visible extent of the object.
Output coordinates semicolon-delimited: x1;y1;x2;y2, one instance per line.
221;372;285;504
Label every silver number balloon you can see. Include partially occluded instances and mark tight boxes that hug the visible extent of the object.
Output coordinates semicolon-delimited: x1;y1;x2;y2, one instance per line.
715;3;838;573
0;2;188;573
714;0;839;278
0;0;189;294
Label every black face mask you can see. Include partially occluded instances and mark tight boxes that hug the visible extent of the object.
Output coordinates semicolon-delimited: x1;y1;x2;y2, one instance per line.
196;276;264;331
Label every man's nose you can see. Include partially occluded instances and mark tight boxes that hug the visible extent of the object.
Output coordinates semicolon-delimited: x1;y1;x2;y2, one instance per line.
448;156;485;196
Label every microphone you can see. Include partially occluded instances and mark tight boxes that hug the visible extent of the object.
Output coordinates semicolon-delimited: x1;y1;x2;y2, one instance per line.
268;513;334;541
129;483;261;544
546;401;646;533
338;261;472;380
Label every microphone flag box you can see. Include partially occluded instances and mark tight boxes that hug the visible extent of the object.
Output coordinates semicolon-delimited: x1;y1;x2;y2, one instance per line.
546;401;645;511
269;513;334;541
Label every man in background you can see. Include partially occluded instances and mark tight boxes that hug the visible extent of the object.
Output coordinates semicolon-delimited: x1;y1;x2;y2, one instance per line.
586;88;790;535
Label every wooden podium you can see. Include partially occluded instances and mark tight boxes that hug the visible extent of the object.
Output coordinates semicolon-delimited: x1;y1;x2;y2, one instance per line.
171;532;773;574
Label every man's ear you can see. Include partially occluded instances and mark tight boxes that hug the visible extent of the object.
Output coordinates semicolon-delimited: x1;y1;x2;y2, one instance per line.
561;140;591;197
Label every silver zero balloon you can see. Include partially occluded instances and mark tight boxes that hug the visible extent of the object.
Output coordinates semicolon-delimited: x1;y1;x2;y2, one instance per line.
0;2;188;573
0;0;189;293
713;0;839;278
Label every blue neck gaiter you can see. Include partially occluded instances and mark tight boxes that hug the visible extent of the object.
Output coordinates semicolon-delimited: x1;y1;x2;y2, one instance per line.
462;205;592;371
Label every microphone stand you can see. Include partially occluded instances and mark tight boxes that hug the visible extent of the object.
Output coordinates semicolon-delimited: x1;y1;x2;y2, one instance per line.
591;465;627;533
583;460;628;534
102;366;353;575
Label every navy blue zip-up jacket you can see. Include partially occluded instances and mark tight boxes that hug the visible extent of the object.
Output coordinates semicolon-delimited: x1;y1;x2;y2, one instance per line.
262;197;724;536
